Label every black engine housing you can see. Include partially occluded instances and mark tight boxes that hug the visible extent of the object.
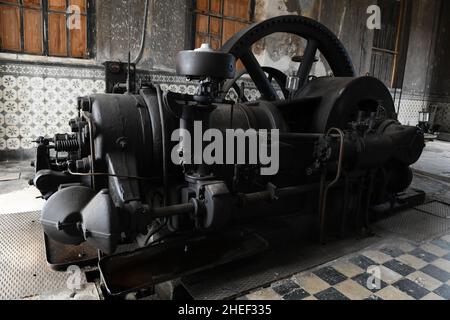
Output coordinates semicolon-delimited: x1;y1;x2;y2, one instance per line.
32;16;425;256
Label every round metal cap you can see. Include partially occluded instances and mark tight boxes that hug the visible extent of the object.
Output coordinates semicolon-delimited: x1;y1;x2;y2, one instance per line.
176;44;236;79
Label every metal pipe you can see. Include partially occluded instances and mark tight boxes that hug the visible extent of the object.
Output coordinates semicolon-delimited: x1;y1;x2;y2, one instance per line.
156;85;169;206
127;51;131;94
132;0;150;64
151;203;196;219
319;128;345;243
147;183;320;220
67;167;161;182
82;110;96;190
239;183;320;206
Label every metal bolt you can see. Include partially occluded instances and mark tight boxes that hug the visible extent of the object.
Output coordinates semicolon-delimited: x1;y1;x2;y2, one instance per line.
116;137;128;150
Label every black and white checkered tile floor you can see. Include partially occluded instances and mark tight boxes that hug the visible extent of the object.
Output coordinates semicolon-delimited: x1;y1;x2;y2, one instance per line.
241;235;450;300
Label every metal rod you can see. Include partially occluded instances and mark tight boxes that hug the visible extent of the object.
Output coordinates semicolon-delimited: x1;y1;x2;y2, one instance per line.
151;203;196;219
147;182;320;220
67;167;160;182
372;47;398;55
297;39;318;88
240;49;279;101
239;183;320;206
132;0;150;64
156;85;169;206
127;51;131;94
82;110;96;190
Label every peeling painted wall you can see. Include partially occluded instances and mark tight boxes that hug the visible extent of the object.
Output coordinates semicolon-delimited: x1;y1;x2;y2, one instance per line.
402;0;439;96
398;0;450;131
96;0;144;64
255;0;450;99
320;0;375;76
251;0;375;77
92;0;449;102
253;0;323;76
3;0;450;160
402;0;450;98
96;0;189;72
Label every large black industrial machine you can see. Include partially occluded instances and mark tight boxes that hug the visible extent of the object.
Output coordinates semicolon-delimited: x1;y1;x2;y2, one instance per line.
32;16;425;294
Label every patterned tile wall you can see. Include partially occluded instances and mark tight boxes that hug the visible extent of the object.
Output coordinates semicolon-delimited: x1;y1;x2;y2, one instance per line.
0;61;263;159
0;62;105;157
1;59;450;160
139;73;263;102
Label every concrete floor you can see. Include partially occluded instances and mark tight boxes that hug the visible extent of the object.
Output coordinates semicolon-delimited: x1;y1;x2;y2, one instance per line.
0;161;44;215
412;140;450;183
